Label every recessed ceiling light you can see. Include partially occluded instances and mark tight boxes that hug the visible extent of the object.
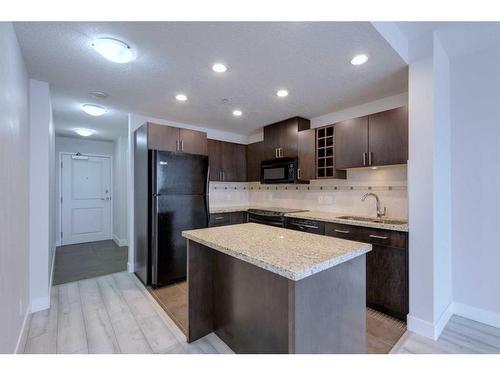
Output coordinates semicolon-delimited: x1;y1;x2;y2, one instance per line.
212;63;227;73
75;128;94;137
351;54;369;66
232;109;242;117
91;38;134;64
175;94;187;102
276;89;289;98
82;104;106;116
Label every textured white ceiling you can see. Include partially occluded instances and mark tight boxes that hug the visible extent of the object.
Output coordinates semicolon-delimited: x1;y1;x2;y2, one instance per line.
14;22;407;138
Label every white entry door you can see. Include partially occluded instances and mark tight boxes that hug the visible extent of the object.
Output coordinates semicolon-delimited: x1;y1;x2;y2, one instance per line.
61;154;112;245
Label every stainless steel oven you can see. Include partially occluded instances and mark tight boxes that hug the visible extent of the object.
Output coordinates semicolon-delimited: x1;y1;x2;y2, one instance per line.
260;157;297;184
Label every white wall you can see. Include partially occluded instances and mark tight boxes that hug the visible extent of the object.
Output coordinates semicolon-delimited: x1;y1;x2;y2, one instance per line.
113;136;129;246
0;22;30;354
28;79;55;314
55;136;115;246
450;45;500;327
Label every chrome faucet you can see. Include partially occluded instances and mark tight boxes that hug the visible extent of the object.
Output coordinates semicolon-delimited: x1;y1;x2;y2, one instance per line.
361;193;387;220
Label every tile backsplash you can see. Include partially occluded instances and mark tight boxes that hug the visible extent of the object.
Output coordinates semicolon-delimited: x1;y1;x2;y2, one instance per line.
209;165;408;219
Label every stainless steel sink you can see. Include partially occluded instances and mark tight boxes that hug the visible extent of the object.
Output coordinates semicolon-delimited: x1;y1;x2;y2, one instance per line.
336;215;407;225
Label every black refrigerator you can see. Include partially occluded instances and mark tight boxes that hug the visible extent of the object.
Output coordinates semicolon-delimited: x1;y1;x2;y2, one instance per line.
134;128;209;287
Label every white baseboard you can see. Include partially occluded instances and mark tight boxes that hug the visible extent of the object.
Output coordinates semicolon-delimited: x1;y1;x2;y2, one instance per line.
434;302;455;338
127;261;134;273
113;234;128;247
407;302;500;341
407;314;437;340
15;309;31;354
49;244;56;287
31;295;50;313
454;302;500;329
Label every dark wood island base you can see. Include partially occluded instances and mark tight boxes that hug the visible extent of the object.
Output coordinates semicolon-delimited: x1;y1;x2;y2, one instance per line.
187;240;366;354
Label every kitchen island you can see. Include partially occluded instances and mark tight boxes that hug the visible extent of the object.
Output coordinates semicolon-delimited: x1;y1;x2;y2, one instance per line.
182;223;372;354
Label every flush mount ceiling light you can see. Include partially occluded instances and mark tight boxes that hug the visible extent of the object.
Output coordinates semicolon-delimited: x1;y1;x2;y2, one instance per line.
212;63;228;73
232;109;243;117
91;38;134;63
175;94;188;102
350;54;369;66
276;89;289;98
82;103;107;116
74;128;94;137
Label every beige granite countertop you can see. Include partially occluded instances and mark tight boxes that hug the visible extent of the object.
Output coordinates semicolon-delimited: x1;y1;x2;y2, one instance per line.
210;206;408;232
182;223;371;281
209;206;253;214
285;211;408;232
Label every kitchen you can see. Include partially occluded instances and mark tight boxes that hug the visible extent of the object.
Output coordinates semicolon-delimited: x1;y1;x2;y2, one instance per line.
134;103;409;353
8;18;500;359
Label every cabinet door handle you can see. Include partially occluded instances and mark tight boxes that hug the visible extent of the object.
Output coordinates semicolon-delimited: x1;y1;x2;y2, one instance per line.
214;216;226;220
363;152;367;166
181;139;184;152
369;151;373;166
369;234;388;240
297;223;319;229
221;171;225;181
297;168;301;179
334;229;350;234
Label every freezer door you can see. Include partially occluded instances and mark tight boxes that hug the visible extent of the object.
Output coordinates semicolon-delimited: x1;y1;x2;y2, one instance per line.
153;194;208;286
155;151;208;195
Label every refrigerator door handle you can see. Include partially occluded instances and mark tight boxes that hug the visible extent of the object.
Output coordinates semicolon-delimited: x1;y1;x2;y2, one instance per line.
205;166;210;227
151;195;159;286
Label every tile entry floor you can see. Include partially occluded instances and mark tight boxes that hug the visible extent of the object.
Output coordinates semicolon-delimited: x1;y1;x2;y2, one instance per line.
53;240;128;285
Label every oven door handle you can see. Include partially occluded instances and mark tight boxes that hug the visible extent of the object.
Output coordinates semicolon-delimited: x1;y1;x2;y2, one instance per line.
248;216;284;227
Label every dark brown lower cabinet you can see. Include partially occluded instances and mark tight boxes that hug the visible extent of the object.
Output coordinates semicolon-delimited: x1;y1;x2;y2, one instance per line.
209;211;247;227
324;222;408;321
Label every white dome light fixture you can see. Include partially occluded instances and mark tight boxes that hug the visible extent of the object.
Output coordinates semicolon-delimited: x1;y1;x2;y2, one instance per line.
232;109;243;117
175;94;188;102
212;63;228;73
276;89;289;98
91;38;134;64
74;128;94;137
82;103;107;116
350;54;369;66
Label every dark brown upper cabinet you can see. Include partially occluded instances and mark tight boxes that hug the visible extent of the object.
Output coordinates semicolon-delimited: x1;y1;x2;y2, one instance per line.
334;106;408;169
263;117;310;159
367;106;408;166
207;139;247;182
246;141;264;182
146;122;208;156
297;129;316;180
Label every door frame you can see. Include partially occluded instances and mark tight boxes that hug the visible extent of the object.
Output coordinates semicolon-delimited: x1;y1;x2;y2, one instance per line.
58;151;114;246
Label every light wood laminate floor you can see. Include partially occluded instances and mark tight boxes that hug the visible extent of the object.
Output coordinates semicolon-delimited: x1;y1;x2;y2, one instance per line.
391;315;500;354
23;272;233;354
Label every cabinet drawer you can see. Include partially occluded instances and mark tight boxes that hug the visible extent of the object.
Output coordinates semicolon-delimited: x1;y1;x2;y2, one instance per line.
324;223;364;241
230;211;247;225
286;218;325;235
325;222;406;249
209;213;231;227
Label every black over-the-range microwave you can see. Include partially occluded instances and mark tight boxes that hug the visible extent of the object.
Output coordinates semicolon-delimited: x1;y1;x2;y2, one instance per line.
260;157;300;184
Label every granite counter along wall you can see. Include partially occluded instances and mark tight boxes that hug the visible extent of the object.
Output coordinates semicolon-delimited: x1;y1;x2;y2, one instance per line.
209;165;408;219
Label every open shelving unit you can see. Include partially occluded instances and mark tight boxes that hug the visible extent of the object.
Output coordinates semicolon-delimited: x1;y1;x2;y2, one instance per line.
316;125;346;179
